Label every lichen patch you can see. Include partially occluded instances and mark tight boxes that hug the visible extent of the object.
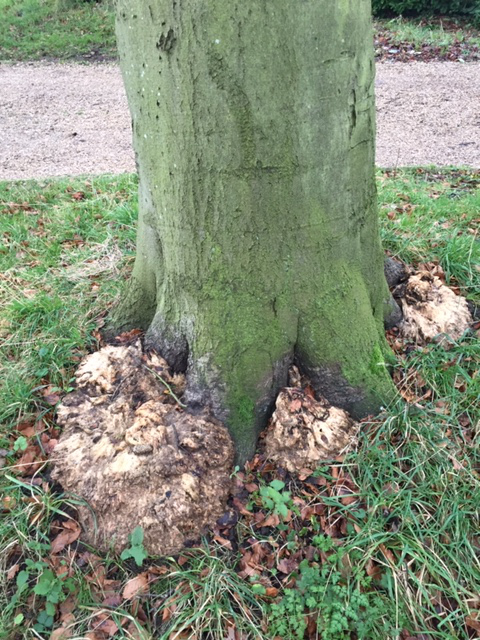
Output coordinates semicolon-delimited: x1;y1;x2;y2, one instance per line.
51;340;234;557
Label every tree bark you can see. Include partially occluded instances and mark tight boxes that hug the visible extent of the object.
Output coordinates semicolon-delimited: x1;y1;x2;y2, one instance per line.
112;0;395;463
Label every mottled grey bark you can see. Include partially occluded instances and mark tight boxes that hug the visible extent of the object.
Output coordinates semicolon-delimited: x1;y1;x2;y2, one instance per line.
112;0;395;463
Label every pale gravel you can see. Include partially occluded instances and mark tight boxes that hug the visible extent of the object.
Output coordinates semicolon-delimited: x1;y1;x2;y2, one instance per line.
0;60;479;180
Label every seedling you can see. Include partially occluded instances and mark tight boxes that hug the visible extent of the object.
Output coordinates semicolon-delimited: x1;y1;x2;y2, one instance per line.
120;526;148;567
259;479;294;519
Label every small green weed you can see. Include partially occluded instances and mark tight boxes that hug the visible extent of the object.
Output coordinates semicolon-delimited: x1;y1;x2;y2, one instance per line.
120;526;148;567
259;479;296;519
16;561;76;634
269;558;394;640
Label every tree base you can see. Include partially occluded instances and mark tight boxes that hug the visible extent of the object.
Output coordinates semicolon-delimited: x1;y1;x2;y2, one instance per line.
109;266;396;465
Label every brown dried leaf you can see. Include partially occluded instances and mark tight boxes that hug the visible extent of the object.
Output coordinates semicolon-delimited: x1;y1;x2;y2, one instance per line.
365;558;383;581
51;520;81;554
122;573;149;600
277;557;299;575
59;595;76;619
51;627;73;640
466;613;480;632
16;446;44;476
7;564;19;580
16;420;36;436
379;544;396;566
213;534;233;550
95;614;119;636
162;602;176;622
125;621;150;640
115;328;144;344
44;393;61;405
261;513;281;528
86;632;109;640
102;594;122;608
147;564;170;576
2;495;16;511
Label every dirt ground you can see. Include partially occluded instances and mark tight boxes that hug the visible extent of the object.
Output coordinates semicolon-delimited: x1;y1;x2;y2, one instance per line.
0;61;479;180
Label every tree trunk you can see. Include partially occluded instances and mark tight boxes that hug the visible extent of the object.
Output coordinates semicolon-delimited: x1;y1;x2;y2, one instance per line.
113;0;395;463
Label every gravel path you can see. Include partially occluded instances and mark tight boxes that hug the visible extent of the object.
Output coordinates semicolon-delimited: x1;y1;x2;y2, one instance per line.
1;61;479;180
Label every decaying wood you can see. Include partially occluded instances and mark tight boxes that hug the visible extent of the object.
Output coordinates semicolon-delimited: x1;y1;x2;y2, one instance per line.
264;388;357;473
51;341;234;556
399;272;472;345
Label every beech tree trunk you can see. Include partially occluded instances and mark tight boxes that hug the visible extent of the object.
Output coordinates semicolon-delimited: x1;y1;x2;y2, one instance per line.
113;0;395;462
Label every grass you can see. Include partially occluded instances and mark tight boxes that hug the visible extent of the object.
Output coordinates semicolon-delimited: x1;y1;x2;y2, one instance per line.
0;169;479;639
374;15;480;61
0;175;137;434
376;16;480;49
0;0;116;61
378;168;480;298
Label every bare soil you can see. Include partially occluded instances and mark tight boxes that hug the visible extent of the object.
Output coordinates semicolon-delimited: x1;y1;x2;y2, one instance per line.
0;61;479;180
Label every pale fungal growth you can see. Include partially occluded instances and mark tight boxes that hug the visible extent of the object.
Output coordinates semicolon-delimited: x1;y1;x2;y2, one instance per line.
399;272;472;345
264;388;357;473
52;341;234;557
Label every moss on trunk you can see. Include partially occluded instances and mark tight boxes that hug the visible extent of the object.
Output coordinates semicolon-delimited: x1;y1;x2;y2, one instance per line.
112;0;396;463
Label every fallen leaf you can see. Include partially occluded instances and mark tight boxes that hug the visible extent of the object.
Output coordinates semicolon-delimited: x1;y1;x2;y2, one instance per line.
16;420;36;436
162;602;176;622
277;557;299;575
2;495;16;511
94;613;119;636
86;632;109;640
102;594;122;608
260;513;280;528
51;627;73;640
115;328;143;344
16;445;44;476
125;621;150;640
466;613;480;632
7;564;19;580
123;573;149;600
213;534;232;549
51;520;81;553
147;564;170;576
59;595;76;619
379;544;397;566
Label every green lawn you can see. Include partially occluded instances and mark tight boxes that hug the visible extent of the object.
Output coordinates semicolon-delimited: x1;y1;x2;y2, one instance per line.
0;0;116;61
0;169;479;639
376;16;480;49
